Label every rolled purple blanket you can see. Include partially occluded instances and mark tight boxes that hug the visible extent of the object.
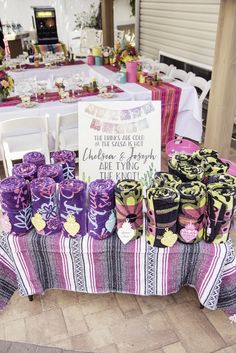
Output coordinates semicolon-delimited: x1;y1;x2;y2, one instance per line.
51;150;76;179
38;164;64;183
0;176;32;236
12;162;37;182
23;151;46;169
30;177;61;236
88;179;116;240
59;179;86;237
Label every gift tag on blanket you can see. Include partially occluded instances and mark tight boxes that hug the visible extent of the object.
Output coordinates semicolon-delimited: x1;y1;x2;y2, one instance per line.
161;228;178;247
118;220;135;245
64;214;80;237
1;214;12;233
32;212;46;232
180;223;198;243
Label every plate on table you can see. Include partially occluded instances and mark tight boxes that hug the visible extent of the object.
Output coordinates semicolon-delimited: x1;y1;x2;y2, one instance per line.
59;97;78;103
17;102;38;109
98;92;116;99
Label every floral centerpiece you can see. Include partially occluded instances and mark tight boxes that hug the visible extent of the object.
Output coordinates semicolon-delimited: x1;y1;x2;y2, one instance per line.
110;43;139;70
0;70;14;101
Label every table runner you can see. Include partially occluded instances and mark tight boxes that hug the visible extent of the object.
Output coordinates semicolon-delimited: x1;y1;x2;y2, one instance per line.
0;86;124;108
6;60;85;71
139;82;181;146
0;230;236;317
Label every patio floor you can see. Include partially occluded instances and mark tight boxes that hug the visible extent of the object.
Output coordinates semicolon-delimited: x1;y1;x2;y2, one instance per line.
0;149;236;353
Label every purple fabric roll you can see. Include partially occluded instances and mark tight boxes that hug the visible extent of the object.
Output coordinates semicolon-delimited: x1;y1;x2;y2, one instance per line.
0;176;32;236
30;177;61;236
51;150;76;180
87;179;116;240
12;162;37;182
23;152;46;169
38;164;64;183
59;179;86;238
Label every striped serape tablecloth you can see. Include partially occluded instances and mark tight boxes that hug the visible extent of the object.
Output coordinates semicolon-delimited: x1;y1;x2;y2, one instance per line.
0;230;236;317
139;82;182;146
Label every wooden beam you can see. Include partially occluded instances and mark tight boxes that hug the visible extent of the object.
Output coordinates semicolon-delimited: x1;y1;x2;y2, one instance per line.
101;0;114;47
204;0;236;158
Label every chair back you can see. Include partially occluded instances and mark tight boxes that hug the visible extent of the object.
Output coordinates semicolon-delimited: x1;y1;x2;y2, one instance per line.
55;112;78;150
156;62;175;76
0;116;50;176
0;116;49;139
170;68;195;83
80;28;103;55
188;76;211;105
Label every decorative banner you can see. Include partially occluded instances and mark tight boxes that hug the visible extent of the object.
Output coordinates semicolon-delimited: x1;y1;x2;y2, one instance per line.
78;101;161;183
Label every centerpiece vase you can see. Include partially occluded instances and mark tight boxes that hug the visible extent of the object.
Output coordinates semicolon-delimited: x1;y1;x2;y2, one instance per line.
126;61;138;83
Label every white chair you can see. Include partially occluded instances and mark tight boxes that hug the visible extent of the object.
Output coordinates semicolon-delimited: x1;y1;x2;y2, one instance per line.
114;30;125;45
140;57;157;73
55;112;78;153
79;28;103;56
156;62;175;76
0;115;50;177
169;68;195;83
188;76;211;105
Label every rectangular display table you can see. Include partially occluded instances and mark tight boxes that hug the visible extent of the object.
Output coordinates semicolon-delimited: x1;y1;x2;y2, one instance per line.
0;230;236;317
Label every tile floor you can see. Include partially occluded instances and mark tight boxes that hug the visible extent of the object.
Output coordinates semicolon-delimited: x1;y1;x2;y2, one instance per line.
0;148;236;353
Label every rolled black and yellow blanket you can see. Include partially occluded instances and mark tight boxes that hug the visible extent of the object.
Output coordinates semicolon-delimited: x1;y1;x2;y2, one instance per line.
192;148;219;163
205;183;235;244
146;187;179;248
168;154;204;182
115;180;143;240
177;181;207;243
152;172;182;189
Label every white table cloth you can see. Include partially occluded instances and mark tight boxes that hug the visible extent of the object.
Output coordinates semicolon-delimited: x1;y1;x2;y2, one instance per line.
0;64;202;159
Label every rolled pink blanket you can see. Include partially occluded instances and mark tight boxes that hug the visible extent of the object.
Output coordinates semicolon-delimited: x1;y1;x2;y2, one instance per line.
23;151;46;169
51;150;76;179
13;162;37;182
38;164;64;183
30;177;61;236
0;176;32;236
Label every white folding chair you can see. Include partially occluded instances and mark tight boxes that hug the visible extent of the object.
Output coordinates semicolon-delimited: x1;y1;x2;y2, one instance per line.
79;28;103;56
188;76;211;105
55;112;78;153
0;115;50;177
169;68;195;83
140;57;157;73
156;62;175;76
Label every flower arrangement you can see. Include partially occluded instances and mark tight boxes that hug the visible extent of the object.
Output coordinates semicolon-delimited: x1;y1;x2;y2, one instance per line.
0;70;14;100
110;43;138;69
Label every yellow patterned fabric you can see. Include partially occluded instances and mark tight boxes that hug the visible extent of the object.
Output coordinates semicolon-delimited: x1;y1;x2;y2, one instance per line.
152;172;182;189
205;183;235;244
168;154;204;182
115;180;143;239
146;186;180;248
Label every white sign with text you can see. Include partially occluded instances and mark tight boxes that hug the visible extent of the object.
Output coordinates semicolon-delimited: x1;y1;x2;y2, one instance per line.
78;101;161;184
